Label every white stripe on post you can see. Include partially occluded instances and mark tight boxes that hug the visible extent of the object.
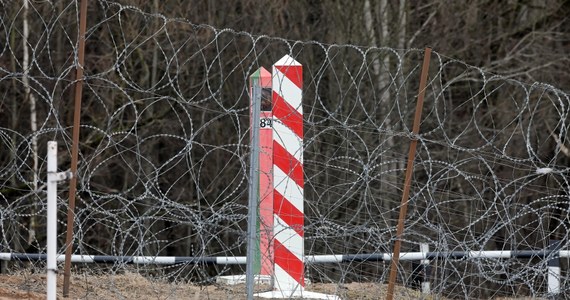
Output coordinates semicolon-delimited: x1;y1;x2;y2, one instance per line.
272;54;304;296
420;243;430;294
272;121;303;162
273;68;303;114
46;141;58;300
273;167;304;213
274;215;304;261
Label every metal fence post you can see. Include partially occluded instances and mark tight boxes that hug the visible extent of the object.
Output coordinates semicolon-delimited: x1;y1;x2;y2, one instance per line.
47;141;72;300
548;240;561;297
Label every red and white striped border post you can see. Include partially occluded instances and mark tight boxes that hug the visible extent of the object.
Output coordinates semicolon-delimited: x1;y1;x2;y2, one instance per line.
272;54;305;294
257;55;338;300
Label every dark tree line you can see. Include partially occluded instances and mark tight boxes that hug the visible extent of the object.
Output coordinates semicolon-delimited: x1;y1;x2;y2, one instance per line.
0;1;569;298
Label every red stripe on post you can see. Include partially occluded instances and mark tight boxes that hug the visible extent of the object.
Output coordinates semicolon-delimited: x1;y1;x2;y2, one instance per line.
273;189;304;237
273;142;304;189
273;92;303;138
275;65;303;89
274;239;305;287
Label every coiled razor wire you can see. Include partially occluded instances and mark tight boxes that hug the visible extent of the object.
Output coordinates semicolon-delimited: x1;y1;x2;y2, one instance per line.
0;1;569;299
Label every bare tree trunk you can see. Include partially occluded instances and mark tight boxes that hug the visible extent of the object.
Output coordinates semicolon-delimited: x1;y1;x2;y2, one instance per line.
140;0;161;256
396;0;408;175
398;0;407;50
3;8;21;274
364;0;397;226
23;0;39;248
151;0;159;90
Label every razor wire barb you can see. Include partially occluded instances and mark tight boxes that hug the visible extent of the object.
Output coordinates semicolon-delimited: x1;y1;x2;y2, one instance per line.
0;1;570;299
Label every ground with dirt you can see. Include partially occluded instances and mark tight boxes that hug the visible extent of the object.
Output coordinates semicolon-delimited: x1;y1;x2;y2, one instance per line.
0;271;431;300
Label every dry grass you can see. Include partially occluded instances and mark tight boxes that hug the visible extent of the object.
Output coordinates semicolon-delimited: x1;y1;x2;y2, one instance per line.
0;270;546;299
0;271;551;300
0;271;437;300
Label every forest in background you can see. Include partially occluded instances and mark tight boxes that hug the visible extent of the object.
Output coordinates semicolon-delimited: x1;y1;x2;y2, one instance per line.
1;1;569;298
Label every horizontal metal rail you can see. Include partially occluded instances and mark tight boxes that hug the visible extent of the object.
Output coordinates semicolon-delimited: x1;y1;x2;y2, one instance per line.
1;250;567;265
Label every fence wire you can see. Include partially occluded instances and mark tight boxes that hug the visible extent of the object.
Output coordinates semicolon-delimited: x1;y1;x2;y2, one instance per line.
1;1;569;299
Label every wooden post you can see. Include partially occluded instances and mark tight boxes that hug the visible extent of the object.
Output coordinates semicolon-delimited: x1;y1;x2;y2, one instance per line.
386;48;432;300
63;0;88;296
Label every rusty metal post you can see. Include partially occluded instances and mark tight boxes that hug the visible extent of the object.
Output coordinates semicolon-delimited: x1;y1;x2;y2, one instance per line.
386;47;432;300
63;0;88;296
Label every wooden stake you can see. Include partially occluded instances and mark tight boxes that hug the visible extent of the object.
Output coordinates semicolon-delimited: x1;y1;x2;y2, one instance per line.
386;47;432;300
63;0;88;297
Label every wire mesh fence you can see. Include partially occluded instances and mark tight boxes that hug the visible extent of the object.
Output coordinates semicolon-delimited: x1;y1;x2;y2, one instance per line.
1;1;570;299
